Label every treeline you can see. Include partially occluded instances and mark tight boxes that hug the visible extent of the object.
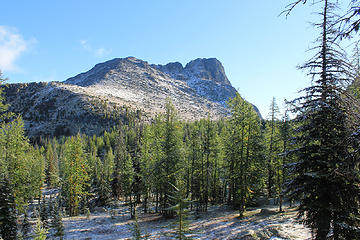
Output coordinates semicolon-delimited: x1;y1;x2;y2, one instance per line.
40;95;292;217
0;72;297;238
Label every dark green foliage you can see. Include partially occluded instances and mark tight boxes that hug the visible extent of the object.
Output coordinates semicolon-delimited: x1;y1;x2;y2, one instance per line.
0;71;11;122
40;198;49;229
45;139;59;188
286;0;360;238
265;97;281;199
112;126;134;201
131;208;142;240
159;100;183;217
33;217;48;240
168;185;192;240
21;210;31;239
0;178;17;240
225;93;265;216
52;200;65;239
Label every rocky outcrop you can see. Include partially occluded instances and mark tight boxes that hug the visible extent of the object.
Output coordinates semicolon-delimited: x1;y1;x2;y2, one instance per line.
155;58;235;104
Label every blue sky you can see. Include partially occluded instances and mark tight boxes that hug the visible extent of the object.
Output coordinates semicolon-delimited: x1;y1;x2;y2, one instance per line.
0;0;329;117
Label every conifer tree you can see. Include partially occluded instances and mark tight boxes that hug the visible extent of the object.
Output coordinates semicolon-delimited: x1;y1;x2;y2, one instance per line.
185;121;202;211
225;93;263;216
21;209;31;239
168;185;191;240
285;0;360;238
52;199;64;240
40;198;49;229
265;97;281;199
161;100;183;217
96;147;115;206
139;124;157;213
112;127;134;201
278;108;292;212
0;116;45;211
45;139;59;187
61;134;89;216
131;207;142;240
33;218;48;240
0;178;17;240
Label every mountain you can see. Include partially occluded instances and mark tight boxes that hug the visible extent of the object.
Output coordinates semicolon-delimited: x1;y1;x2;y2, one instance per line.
4;57;259;138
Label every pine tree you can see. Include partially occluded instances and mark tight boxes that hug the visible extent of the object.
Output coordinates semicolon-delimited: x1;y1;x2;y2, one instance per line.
160;100;183;217
285;0;360;238
52;200;64;240
265;97;281;199
225;93;263;216
33;218;48;240
0;71;11;122
96;147;114;206
131;207;142;240
0;117;45;211
278;108;292;212
45;139;59;188
21;210;31;239
0;178;17;240
168;185;192;240
185;121;202;211
40;198;49;229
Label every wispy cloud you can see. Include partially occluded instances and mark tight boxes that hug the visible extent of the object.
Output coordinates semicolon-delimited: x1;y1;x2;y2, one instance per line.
80;40;111;57
0;26;35;72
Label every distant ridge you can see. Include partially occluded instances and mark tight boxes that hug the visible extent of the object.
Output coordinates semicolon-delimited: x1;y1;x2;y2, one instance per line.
4;57;260;138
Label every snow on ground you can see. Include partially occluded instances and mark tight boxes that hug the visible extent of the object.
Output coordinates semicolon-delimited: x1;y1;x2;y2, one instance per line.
62;204;311;240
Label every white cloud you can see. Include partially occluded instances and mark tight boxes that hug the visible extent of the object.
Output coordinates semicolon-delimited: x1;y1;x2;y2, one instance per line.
80;39;111;57
0;26;34;72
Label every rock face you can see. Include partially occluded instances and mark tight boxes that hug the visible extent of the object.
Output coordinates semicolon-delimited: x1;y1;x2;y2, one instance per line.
65;57;237;106
4;57;259;138
154;58;235;104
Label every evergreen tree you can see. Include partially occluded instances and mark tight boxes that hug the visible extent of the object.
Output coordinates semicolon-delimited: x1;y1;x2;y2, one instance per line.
131;207;142;240
52;200;64;240
286;0;360;238
160;100;183;217
225;93;263;216
0;116;45;211
40;198;49;229
45;139;59;188
265;97;281;199
61;134;89;216
33;218;48;240
168;185;192;240
0;71;11;122
21;210;31;239
0;178;17;240
96;147;114;206
278;107;292;212
185;121;202;211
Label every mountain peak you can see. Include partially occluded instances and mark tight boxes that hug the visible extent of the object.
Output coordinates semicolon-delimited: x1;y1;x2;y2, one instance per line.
184;58;230;85
63;56;244;106
4;56;261;138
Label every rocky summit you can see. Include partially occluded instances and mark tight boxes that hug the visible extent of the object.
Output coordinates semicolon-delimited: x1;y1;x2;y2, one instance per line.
4;57;259;138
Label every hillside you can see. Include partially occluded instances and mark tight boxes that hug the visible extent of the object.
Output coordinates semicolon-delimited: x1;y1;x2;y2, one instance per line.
4;57;259;138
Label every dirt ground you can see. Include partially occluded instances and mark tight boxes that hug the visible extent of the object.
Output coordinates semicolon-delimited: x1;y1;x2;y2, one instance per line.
61;204;311;240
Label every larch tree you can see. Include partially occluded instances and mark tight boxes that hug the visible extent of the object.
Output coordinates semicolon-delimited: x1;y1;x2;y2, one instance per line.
225;93;263;216
61;134;89;216
265;97;281;199
160;99;183;217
